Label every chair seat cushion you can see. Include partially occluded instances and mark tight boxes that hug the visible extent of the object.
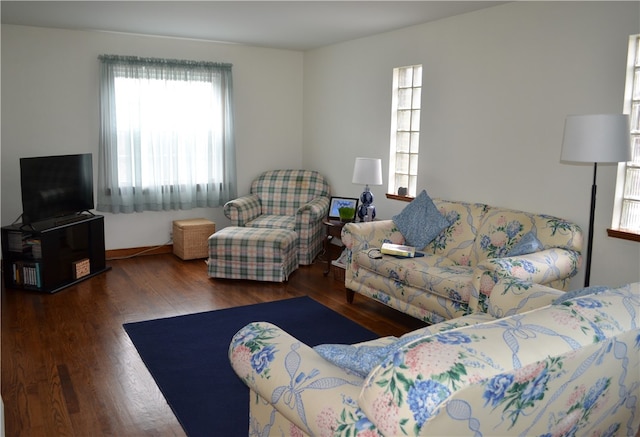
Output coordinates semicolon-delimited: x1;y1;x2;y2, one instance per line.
246;215;295;230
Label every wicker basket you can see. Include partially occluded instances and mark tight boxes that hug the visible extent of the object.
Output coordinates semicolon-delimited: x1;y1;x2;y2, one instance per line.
173;218;216;260
331;261;346;282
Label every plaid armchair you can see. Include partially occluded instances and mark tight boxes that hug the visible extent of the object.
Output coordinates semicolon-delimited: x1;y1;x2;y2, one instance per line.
223;170;330;265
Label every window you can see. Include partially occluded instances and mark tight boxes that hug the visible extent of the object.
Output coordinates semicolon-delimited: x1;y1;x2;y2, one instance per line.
388;64;422;198
612;35;640;236
97;55;236;214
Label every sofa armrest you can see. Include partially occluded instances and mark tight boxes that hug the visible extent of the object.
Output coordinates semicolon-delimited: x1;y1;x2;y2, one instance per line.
223;194;261;226
229;322;367;436
341;220;405;253
295;196;330;224
468;248;580;312
486;278;563;318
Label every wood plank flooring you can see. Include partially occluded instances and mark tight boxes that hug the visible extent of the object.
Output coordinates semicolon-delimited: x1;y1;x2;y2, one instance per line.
1;252;425;436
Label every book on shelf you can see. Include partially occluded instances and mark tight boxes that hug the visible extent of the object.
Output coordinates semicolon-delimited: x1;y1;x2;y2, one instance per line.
381;242;416;258
12;261;41;288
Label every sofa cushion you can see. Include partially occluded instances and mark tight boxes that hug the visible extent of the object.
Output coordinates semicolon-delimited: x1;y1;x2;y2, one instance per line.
471;207;581;264
352;250;474;303
506;231;544;256
471;208;535;263
428;199;489;266
251;169;331;216
392;190;450;249
246;215;296;230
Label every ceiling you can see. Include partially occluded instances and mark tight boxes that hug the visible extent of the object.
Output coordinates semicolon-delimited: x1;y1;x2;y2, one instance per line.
0;1;506;51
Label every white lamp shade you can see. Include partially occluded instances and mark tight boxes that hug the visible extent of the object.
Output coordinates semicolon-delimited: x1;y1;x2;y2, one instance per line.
352;157;383;185
561;114;631;163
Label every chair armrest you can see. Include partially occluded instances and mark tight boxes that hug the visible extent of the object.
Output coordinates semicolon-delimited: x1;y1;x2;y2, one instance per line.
229;322;366;436
486;278;563;318
295;196;330;223
468;248;581;312
223;194;261;226
341;220;405;253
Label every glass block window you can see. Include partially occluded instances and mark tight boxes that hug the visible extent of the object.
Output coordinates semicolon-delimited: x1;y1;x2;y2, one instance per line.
614;35;640;234
389;65;422;197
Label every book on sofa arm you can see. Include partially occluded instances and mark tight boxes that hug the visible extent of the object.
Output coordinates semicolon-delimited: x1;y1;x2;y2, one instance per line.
381;243;416;258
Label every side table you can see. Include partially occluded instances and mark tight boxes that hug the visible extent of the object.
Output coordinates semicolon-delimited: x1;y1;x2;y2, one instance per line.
322;219;346;276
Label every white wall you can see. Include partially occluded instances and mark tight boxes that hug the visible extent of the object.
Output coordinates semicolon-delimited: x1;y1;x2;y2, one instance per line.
303;1;640;288
3;2;639;288
1;25;304;249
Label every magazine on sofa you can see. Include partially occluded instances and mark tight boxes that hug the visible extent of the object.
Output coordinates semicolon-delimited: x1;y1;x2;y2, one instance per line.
381;243;416;258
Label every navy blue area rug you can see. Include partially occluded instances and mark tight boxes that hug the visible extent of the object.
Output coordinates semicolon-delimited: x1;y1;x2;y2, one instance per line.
123;296;377;437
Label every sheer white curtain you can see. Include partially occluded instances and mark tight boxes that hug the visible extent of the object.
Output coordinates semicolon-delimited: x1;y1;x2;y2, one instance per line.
97;55;237;213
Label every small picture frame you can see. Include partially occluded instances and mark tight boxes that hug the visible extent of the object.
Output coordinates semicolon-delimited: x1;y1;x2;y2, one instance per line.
328;197;359;221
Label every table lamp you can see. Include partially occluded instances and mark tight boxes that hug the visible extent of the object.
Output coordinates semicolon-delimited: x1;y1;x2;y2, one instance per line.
561;114;631;286
352;157;383;221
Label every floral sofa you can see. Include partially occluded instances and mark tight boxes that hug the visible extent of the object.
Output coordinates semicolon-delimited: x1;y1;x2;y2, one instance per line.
223;169;331;265
229;280;640;437
342;196;583;323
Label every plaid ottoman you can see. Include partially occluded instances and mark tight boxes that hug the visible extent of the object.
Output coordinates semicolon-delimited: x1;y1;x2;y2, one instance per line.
207;227;299;282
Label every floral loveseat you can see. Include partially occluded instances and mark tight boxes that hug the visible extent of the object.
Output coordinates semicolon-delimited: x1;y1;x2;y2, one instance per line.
223;169;331;265
229;280;640;437
342;194;583;323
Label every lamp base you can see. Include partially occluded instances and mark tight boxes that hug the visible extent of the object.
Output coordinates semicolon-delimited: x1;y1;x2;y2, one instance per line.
358;186;376;221
358;205;376;222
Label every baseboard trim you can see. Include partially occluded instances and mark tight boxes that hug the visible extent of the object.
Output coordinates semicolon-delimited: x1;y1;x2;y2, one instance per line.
106;244;174;260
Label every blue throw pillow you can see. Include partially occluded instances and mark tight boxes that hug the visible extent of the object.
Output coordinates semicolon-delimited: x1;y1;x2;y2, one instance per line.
507;231;544;257
313;344;392;377
552;286;608;305
392;190;450;249
314;334;422;377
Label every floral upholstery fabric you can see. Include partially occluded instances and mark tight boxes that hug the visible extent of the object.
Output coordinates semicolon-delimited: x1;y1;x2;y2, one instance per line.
229;281;640;437
360;283;639;436
342;199;583;322
470;207;582;263
224;170;330;265
428;200;488;265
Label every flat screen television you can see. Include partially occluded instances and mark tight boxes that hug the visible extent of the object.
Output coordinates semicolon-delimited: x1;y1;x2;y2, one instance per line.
20;153;94;225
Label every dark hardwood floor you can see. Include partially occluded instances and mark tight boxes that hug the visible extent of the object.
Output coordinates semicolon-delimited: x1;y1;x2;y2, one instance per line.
1;252;425;436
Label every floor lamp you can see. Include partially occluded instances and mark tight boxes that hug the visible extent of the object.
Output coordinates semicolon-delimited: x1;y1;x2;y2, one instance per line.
561;114;631;287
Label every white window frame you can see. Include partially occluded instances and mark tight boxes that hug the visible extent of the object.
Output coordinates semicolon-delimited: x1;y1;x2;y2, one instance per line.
612;34;640;237
388;64;422;198
97;55;236;213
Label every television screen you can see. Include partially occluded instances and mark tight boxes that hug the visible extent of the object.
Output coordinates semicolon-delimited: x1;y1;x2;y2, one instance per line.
20;153;94;225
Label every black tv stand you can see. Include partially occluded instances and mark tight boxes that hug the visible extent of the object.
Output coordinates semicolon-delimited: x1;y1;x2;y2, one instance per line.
2;215;109;293
53;212;94;227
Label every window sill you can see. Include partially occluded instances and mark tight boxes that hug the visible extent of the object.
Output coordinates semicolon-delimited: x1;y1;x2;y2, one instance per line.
386;193;414;202
607;228;640;243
